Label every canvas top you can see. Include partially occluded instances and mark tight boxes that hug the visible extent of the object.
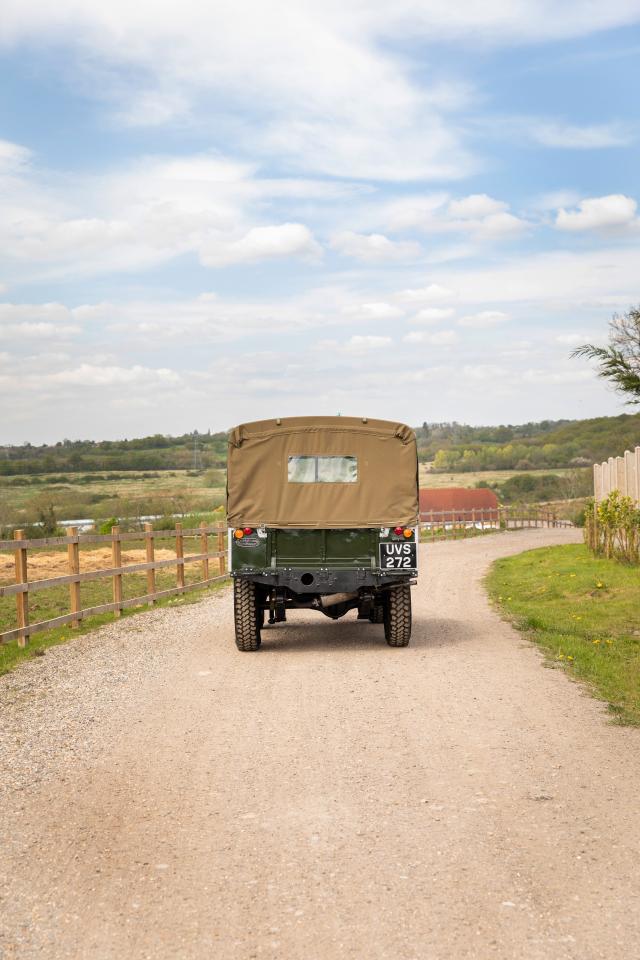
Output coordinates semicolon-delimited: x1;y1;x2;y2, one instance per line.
227;416;418;528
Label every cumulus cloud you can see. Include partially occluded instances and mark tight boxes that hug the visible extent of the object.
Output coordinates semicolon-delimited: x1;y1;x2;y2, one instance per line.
410;307;455;325
555;194;638;232
0;145;329;278
448;194;507;219
397;284;455;303
403;329;459;345
49;364;180;387
330;231;421;262
458;310;509;328
200;223;322;268
381;192;528;240
347;335;393;349
343;302;404;321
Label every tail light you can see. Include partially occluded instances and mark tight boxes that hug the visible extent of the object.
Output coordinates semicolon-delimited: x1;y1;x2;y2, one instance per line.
243;527;253;535
234;529;245;539
393;526;404;535
403;528;413;539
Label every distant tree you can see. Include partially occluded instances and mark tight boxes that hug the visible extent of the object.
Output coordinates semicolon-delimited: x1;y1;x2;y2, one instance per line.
572;306;640;404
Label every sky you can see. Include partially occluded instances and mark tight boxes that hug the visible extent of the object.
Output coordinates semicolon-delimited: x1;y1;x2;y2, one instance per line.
1;1;640;443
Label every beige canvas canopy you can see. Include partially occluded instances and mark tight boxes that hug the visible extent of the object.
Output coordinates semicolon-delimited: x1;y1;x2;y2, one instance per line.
227;416;418;528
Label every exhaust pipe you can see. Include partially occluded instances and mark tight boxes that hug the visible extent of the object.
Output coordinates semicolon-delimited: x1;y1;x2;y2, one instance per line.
317;591;358;608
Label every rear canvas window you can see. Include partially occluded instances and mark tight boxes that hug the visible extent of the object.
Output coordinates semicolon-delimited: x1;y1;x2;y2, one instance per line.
288;456;358;483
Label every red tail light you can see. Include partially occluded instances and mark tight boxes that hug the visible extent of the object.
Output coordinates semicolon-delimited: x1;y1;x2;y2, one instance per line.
393;526;404;535
243;527;253;535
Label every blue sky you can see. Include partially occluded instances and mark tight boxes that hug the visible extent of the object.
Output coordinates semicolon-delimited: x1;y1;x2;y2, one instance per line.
1;1;639;443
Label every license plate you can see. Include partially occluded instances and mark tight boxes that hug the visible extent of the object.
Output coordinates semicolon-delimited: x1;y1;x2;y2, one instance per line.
379;542;417;569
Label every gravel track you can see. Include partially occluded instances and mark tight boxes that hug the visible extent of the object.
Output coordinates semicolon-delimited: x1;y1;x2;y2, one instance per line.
2;528;640;960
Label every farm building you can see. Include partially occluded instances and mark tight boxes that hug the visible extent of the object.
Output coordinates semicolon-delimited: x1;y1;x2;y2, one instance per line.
419;487;499;522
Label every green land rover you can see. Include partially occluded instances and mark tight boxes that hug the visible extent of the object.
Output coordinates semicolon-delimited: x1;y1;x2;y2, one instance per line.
227;416;419;651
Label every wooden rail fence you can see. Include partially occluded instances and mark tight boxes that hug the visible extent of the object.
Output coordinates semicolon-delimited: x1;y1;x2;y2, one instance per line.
0;523;228;646
593;446;640;504
419;506;572;542
1;508;573;645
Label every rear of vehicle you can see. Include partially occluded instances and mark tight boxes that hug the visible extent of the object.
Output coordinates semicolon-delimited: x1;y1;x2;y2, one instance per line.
227;416;419;651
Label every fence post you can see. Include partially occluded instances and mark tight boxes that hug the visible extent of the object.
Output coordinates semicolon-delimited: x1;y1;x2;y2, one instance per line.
200;522;209;581
218;526;226;575
176;521;185;591
144;522;156;603
67;526;81;628
112;525;123;618
14;530;29;647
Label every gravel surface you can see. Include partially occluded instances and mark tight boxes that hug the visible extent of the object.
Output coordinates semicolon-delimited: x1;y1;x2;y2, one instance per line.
2;528;640;960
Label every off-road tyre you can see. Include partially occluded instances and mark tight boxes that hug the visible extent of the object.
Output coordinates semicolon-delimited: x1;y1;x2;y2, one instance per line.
384;584;411;647
234;579;262;651
369;603;385;624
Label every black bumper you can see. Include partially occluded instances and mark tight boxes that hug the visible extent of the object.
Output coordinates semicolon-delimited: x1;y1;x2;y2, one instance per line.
232;566;416;593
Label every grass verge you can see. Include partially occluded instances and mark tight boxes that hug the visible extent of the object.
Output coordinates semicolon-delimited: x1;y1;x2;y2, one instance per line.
486;544;640;725
0;576;230;678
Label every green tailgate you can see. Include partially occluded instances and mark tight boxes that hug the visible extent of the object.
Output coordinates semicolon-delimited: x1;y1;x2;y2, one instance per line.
274;529;375;567
231;528;377;571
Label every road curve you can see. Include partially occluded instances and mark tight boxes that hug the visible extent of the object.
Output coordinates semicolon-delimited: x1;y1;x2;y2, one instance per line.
2;528;640;960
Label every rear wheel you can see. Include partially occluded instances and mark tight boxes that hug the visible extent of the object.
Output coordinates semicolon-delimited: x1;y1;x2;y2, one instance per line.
384;584;411;647
234;579;261;651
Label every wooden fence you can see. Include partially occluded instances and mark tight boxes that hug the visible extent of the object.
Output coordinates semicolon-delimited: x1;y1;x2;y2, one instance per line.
0;522;228;646
419;506;572;541
593;447;640;504
1;508;574;646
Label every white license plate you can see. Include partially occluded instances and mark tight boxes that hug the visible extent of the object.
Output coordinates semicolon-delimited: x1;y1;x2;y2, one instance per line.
379;542;417;569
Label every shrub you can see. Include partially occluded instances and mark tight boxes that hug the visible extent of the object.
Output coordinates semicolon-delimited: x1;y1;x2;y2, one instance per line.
98;517;119;535
584;492;640;563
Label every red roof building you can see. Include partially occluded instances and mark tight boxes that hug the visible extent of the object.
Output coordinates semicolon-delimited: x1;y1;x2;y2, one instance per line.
419;487;499;521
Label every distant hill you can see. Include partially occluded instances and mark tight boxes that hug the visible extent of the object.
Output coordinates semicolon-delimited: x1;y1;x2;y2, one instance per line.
1;413;638;476
0;431;228;476
419;413;640;472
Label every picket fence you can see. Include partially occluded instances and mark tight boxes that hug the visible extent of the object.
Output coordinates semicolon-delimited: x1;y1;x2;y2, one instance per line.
593;446;640;504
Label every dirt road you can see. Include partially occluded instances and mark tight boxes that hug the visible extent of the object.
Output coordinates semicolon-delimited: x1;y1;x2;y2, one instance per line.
2;528;640;960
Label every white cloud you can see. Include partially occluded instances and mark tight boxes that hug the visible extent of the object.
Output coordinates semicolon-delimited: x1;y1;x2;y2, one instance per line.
330;231;421;262
448;194;507;219
397;283;455;303
49;364;180;387
403;329;459;345
529;121;633;149
347;335;393;349
200;223;322;267
0;145;331;279
461;363;507;380
556;194;638;232
410;307;455;325
1;322;81;339
555;333;588;345
428;245;640;305
344;302;404;321
458;310;509;328
377;194;450;232
382;192;528;240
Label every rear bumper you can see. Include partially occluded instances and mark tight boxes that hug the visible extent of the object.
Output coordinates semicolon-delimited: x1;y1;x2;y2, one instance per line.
232;566;416;593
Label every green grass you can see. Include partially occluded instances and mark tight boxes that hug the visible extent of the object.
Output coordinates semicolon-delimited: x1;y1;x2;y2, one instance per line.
0;468;227;527
486;544;640;725
418;464;576;488
0;575;230;677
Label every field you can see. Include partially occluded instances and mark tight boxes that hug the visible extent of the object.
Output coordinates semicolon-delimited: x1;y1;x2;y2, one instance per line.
418;464;577;488
0;465;589;533
487;543;640;725
0;469;227;529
